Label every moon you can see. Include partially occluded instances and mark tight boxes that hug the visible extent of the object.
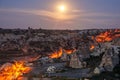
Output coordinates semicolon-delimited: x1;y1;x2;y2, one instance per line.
58;4;66;13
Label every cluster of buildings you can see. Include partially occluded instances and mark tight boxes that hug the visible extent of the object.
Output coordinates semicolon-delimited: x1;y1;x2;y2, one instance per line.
0;28;120;79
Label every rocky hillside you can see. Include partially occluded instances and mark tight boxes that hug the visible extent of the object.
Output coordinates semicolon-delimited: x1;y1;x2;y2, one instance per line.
0;28;120;79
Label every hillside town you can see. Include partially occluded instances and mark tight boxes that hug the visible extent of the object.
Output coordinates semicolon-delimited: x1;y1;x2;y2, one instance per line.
0;28;120;80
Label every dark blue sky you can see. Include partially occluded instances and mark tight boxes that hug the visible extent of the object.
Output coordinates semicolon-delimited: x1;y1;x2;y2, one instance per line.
0;0;120;29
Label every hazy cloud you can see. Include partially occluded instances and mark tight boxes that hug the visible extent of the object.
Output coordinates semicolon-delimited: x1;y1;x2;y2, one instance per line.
0;8;80;20
0;8;120;29
0;8;120;21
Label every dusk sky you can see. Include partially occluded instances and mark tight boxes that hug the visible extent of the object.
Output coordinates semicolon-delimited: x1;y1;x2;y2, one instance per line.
0;0;120;29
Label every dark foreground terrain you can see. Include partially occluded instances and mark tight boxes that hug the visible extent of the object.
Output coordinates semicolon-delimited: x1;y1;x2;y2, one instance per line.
0;28;120;80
